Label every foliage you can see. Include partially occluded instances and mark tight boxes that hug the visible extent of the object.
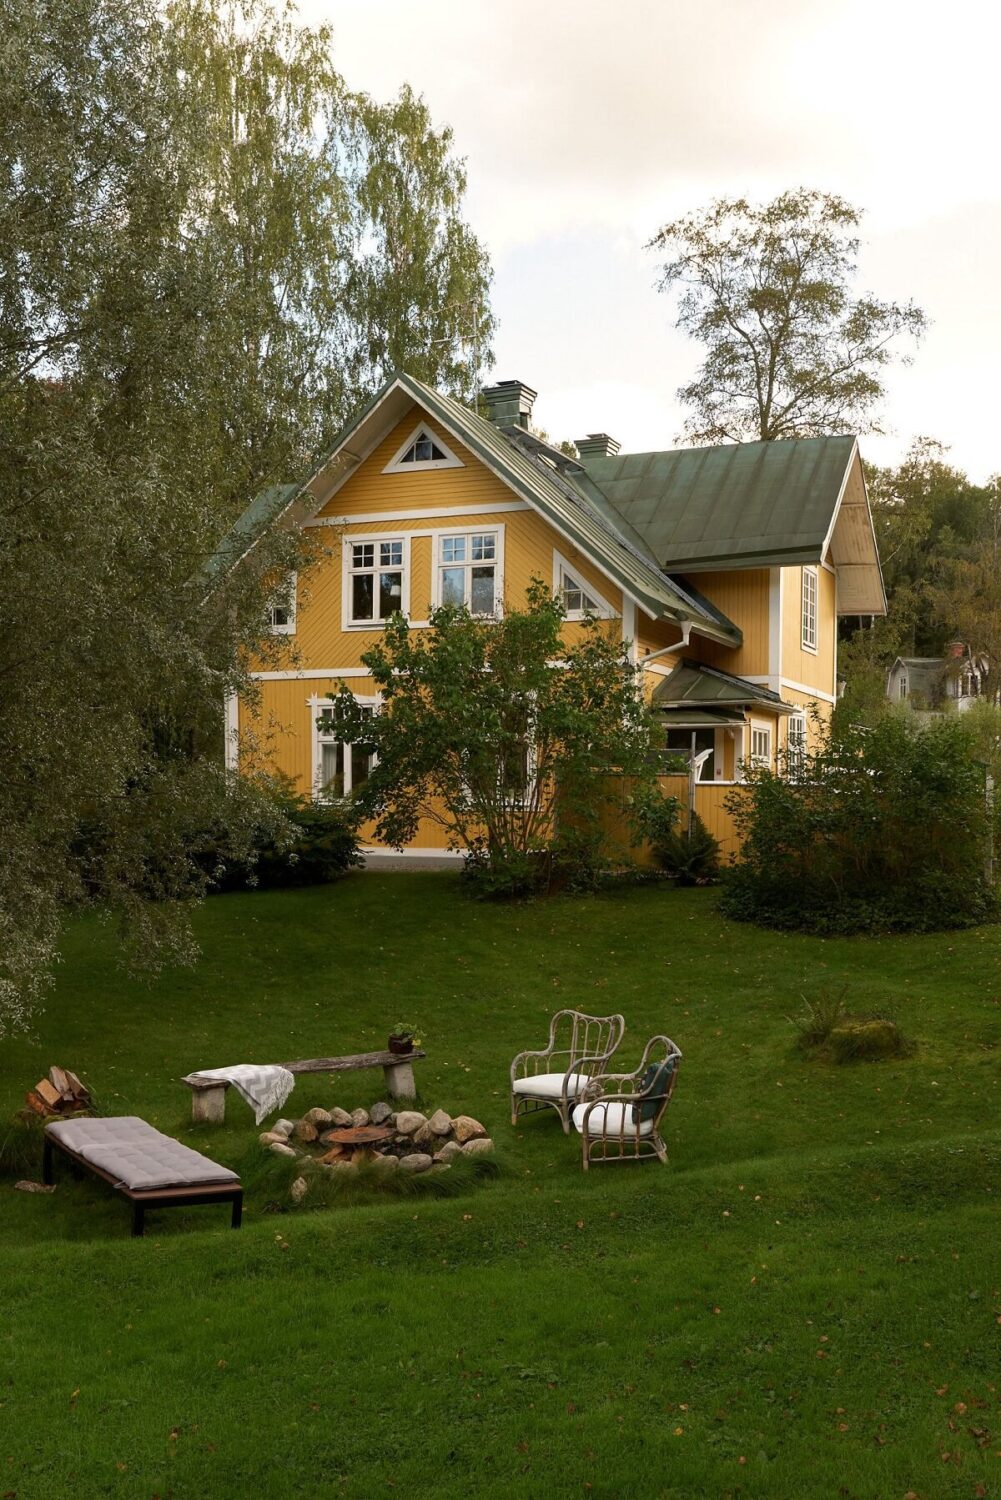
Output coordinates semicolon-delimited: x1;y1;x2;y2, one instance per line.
790;985;849;1048
390;1021;423;1046
324;582;670;896
653;809;720;885
1;880;1000;1498
648;189;925;444
208;783;361;891
837;440;998;717
0;0;491;1031
722;712;997;933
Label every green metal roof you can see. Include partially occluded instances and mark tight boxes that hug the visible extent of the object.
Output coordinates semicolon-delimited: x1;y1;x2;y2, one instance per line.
201;483;299;588
652;659;794;714
400;376;741;643
579;435;858;571
657;706;747;727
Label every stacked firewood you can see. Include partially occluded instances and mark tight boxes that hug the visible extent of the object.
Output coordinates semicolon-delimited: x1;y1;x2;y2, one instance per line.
24;1066;91;1118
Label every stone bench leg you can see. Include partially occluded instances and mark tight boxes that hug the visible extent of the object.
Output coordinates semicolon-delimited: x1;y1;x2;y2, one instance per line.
190;1083;228;1124
382;1060;415;1099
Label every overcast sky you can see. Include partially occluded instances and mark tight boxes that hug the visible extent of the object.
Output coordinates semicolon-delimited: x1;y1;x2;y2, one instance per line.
305;0;1000;479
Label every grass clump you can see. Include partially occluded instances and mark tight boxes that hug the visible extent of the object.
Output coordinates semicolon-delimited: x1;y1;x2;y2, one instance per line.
793;985;915;1063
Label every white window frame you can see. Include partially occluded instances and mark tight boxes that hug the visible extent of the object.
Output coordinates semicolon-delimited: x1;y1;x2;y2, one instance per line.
312;694;379;803
552;549;616;620
431;526;504;616
801;566;818;653
342;535;410;630
786;711;807;772
750;723;772;768
268;572;297;635
383;421;463;474
898;673;908;700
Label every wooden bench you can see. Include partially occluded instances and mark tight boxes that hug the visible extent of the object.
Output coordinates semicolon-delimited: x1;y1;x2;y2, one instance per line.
181;1049;426;1124
43;1118;243;1237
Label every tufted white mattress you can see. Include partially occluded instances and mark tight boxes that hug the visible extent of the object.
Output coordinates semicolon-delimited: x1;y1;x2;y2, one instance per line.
46;1115;239;1192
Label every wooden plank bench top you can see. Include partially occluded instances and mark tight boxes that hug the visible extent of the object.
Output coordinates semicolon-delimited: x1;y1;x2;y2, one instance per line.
181;1049;425;1123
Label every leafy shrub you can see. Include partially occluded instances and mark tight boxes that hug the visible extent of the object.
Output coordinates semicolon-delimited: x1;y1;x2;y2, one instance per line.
653;808;720;885
722;714;998;934
210;784;361;891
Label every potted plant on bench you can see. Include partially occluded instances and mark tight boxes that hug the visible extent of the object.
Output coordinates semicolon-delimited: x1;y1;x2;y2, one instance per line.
388;1021;422;1056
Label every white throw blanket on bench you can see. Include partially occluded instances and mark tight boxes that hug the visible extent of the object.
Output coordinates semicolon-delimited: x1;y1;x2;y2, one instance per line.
192;1064;295;1125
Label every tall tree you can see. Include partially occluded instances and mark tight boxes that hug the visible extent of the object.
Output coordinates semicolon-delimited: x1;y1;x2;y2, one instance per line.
0;0;494;1033
649;189;925;444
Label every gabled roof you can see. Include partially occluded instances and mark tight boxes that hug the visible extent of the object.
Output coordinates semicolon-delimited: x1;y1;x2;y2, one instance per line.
207;372;743;647
651;659;795;716
575;435;886;615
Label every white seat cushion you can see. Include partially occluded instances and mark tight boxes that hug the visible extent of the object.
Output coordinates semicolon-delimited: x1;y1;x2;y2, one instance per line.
571;1100;654;1138
46;1116;239;1190
512;1071;587;1101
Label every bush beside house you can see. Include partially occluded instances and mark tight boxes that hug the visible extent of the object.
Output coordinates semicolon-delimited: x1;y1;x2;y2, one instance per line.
721;713;997;934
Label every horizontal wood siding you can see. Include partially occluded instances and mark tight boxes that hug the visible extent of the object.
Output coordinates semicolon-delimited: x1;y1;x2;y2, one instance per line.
782;564;836;695
680;568;770;676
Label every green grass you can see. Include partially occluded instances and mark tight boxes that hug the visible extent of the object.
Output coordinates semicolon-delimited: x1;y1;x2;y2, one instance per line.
2;875;1000;1499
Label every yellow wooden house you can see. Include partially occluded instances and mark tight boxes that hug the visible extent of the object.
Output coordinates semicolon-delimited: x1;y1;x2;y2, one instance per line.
217;373;885;860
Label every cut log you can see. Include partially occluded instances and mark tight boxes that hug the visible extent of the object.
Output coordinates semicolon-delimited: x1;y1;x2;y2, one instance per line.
62;1069;89;1103
48;1065;74;1100
320;1125;393;1148
24;1090;50;1116
35;1079;62;1111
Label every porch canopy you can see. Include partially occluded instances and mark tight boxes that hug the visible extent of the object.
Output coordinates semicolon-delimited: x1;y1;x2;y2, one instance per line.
650;659;796;718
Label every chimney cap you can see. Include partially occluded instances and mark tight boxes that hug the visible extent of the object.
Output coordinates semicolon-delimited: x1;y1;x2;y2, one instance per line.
480;379;538;429
575;432;621;460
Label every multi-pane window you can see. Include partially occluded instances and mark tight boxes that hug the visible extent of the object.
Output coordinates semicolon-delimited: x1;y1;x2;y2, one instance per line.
315;704;376;800
801;566;818;651
787;712;807;772
437;532;498;614
750;726;771;766
269;573;296;635
561;568;600;616
398;430;446;464
348;539;404;624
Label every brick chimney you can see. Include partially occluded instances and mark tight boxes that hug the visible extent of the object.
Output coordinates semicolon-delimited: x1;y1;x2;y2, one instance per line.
481;380;537;430
575;432;621;461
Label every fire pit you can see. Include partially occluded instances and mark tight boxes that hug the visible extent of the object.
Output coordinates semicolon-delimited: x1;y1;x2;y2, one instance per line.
260;1102;495;1200
320;1125;394;1165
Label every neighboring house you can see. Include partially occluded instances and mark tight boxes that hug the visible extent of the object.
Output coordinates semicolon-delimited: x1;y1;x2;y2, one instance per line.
212;372;886;859
887;643;987;712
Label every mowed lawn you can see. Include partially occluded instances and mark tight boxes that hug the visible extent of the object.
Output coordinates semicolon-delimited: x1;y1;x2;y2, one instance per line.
1;875;1000;1500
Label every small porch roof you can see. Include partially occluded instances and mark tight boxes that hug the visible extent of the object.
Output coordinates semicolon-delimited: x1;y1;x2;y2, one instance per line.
651;659;796;716
657;707;747;728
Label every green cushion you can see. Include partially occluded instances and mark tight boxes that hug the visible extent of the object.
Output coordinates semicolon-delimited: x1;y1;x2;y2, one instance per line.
636;1056;677;1123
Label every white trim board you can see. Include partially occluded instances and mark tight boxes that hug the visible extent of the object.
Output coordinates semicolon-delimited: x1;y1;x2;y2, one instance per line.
741;674;836;705
250;667;375;681
223;690;239;772
305;500;529;527
361;846;466;861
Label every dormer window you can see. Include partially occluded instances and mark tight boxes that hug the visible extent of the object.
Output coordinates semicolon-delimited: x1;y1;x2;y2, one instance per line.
554;552;614;620
383;422;462;474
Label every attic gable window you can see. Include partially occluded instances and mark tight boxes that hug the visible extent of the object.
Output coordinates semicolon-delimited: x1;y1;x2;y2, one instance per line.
383;422;463;474
554;552;615;620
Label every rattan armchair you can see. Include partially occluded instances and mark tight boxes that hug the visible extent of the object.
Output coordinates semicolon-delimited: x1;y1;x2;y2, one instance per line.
571;1035;682;1169
510;1009;626;1134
